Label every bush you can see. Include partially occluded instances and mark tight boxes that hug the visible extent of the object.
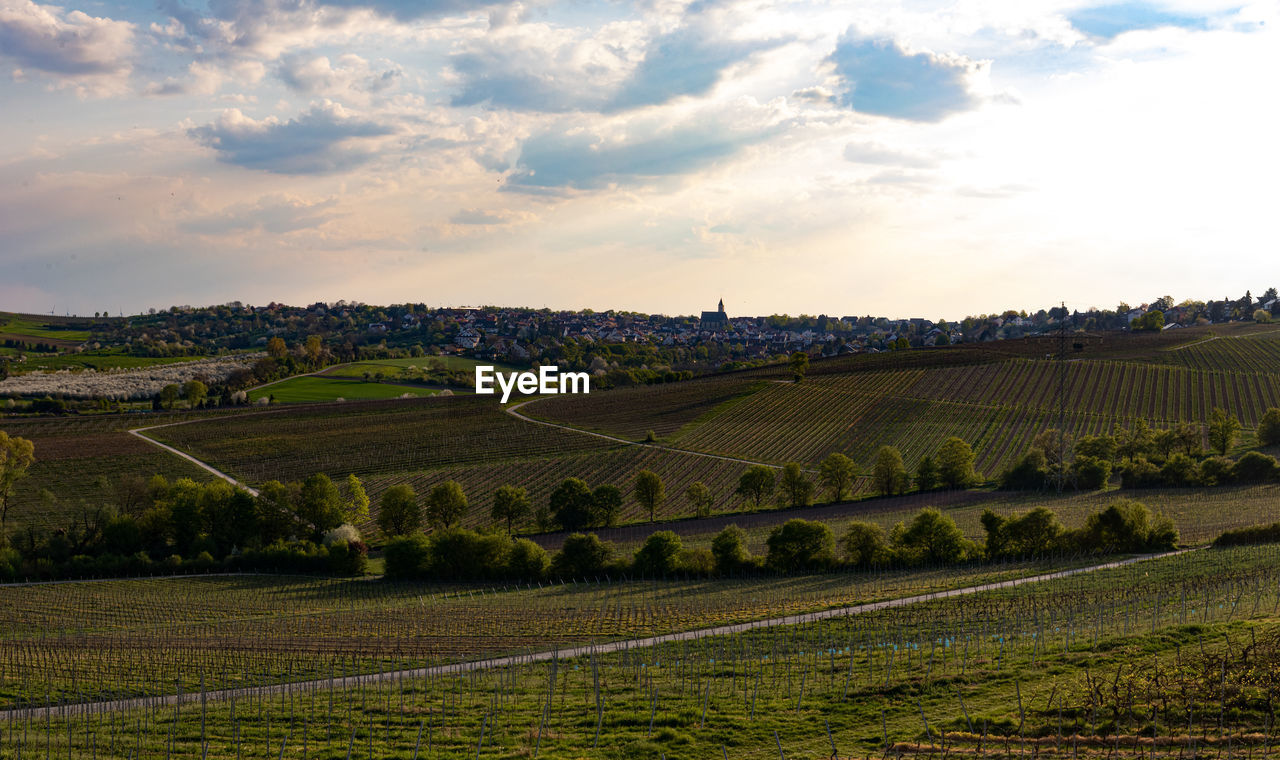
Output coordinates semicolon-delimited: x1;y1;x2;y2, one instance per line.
1072;456;1112;490
1215;522;1280;547
507;538;550;579
983;507;1065;560
676;548;715;576
765;519;835;573
710;525;749;574
892;508;972;564
1234;451;1279;483
324;539;368;576
1259;408;1280;447
383;534;431;579
842;522;890;568
1159;453;1198;487
552;533;614;579
1075;499;1178;553
426;528;511;580
633;531;682;577
1119;457;1161;489
1000;449;1048;490
1198;456;1234;487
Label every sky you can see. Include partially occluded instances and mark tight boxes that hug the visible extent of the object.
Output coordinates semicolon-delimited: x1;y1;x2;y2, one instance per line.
0;0;1276;320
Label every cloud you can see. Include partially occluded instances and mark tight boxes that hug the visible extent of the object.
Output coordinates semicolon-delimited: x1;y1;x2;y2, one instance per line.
605;26;785;111
313;0;504;21
449;21;783;114
1068;3;1212;40
507;108;784;190
828;31;981;122
843;141;940;169
450;208;507;225
278;53;401;102
448;25;629;112
0;0;134;93
180;195;339;235
188;101;395;174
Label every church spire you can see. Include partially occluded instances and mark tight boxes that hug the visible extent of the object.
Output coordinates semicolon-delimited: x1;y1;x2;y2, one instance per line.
718;297;725;314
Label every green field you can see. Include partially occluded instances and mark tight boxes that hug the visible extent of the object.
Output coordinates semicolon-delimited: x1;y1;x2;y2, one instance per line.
0;312;91;343
248;375;441;403
321;355;515;378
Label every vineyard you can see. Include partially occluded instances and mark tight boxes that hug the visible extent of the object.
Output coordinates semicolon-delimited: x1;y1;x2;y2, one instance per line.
0;558;1076;709
149;396;618;485
530;358;1280;485
9;545;1280;757
1151;329;1280;373
0;412;217;530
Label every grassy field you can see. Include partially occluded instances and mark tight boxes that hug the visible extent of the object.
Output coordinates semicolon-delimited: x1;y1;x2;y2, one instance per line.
321;355;514;378
247;376;441;403
11;545;1280;758
0;312;91;344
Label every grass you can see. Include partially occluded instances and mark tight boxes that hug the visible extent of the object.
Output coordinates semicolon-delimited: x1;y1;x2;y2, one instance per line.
247;376;440;403
0;313;91;343
7;351;209;374
321;355;515;378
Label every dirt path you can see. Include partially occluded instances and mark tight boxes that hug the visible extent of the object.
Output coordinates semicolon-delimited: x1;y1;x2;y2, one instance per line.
129;422;261;496
2;548;1193;721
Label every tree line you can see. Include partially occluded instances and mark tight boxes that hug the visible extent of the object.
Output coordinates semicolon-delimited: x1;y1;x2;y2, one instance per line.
384;499;1179;582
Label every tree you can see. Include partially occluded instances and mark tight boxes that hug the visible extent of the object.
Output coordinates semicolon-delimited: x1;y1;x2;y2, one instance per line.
377;484;421;537
426;480;468;528
305;334;324;363
591;484;624;527
633;470;665;522
1117;419;1153;461
1255;309;1272;324
293;473;346;534
779;462;813;508
159;383;180;410
915;455;939;491
1259;408;1280;446
871;446;908;496
491;485;531;534
343;473;369;523
1208;407;1241;456
182;379;207;409
765;519;835;572
551;478;595;532
819;453;856;502
266;336;287;359
735;465;775;508
633;531;682;577
0;432;35;530
843;522;889;568
684;482;714;518
892;508;970;564
711;525;749;573
937;437;976;488
788;351;809;382
552;533;613;578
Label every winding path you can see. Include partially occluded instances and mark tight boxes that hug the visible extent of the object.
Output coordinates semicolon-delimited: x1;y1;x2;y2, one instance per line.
2;548;1193;722
129;420;261;496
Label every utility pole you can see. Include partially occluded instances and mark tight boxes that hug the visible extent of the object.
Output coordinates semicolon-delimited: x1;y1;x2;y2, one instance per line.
1056;301;1068;492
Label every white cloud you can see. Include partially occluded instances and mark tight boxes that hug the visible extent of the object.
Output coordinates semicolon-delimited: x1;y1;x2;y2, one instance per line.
0;0;134;94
